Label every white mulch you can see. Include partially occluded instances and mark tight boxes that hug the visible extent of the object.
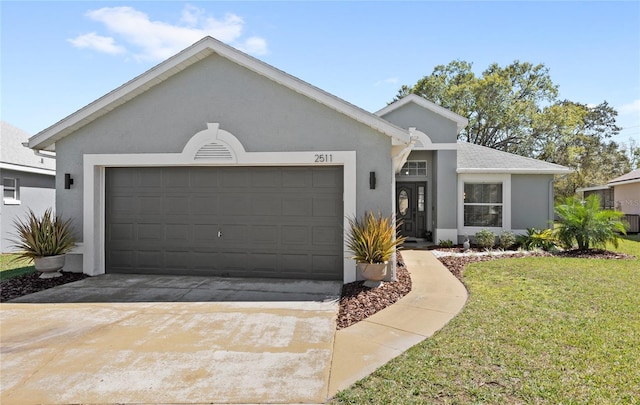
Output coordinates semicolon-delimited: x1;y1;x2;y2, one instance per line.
430;248;544;258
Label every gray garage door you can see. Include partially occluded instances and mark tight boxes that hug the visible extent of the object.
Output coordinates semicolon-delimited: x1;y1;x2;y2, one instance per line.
105;166;343;280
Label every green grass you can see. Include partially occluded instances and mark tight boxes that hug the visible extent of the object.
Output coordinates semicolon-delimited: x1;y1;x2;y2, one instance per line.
334;236;640;404
0;254;36;280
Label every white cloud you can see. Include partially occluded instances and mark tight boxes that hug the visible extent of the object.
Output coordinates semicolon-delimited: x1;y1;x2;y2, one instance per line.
237;36;268;56
67;32;126;54
68;5;268;62
619;99;640;115
374;77;399;86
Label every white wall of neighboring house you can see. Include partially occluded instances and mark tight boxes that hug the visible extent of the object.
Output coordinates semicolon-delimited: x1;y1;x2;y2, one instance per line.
1;121;56;253
614;183;640;215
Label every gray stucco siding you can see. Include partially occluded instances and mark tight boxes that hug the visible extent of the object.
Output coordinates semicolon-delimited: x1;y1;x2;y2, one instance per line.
511;174;554;231
379;102;458;144
434;150;458;229
55;53;394;244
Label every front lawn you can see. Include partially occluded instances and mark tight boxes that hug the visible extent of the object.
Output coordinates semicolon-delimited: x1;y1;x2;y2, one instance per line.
333;236;640;404
0;254;35;280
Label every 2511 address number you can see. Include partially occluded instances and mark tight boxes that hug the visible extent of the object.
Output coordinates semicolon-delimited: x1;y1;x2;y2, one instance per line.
314;154;333;163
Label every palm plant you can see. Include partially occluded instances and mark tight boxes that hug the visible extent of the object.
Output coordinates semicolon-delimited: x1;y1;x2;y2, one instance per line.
11;208;75;262
346;211;406;264
554;194;626;250
516;228;558;251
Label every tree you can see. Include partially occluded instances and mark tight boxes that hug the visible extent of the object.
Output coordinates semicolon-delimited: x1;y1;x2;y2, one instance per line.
397;60;632;197
554;195;626;250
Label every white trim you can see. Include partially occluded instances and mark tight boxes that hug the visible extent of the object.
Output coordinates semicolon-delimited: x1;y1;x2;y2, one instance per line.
83;123;357;282
0;162;55;176
458;173;512;235
376;94;468;134
30;36;409;151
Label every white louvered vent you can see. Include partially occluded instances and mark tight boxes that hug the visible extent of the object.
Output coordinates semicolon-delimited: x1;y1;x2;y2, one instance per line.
195;142;233;160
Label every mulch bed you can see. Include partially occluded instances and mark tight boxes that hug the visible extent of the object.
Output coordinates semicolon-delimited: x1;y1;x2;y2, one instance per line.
0;271;88;302
336;252;412;330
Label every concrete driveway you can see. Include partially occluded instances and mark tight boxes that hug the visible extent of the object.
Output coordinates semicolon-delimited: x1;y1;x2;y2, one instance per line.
1;274;342;404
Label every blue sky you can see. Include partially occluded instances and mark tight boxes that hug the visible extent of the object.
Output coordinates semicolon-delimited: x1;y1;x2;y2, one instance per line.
2;1;639;145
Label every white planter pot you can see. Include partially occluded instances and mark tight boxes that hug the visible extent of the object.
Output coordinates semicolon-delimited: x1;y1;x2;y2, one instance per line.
34;255;65;278
357;262;388;288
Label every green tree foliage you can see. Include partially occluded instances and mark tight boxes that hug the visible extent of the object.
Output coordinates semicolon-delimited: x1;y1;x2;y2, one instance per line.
554;194;626;250
396;61;632;197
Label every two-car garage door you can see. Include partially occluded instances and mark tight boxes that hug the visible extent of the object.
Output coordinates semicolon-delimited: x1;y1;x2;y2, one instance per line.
105;166;343;280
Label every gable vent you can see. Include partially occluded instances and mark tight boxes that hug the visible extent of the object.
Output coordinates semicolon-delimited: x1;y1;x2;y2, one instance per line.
195;142;233;160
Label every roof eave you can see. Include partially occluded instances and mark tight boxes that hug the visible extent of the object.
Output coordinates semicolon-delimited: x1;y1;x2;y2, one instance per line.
375;94;469;134
457;168;573;175
608;178;640;187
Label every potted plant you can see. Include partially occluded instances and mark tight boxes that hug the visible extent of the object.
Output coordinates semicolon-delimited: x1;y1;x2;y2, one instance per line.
345;211;406;287
11;208;75;278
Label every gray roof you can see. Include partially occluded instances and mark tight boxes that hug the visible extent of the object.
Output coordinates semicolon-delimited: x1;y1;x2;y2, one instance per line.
608;168;640;185
457;142;571;174
1;121;55;173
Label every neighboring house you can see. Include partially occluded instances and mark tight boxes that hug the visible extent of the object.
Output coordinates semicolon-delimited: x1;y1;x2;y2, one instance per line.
1;121;56;253
578;169;640;233
26;37;570;283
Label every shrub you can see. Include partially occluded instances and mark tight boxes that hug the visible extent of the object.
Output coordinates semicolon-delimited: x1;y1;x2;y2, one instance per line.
439;239;454;248
475;229;495;249
498;230;516;249
516;228;558;251
554;194;626;250
346;211;406;263
11;208;75;262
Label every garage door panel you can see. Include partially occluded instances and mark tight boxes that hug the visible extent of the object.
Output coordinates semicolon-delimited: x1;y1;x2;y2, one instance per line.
252;195;281;216
282;168;311;188
312;226;341;245
220;195;251;215
312;255;341;273
106;166;343;280
221;170;249;187
281;226;308;245
191;196;219;213
283;198;312;216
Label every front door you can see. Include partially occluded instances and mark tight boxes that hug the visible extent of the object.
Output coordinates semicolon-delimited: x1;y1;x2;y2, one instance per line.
396;182;427;238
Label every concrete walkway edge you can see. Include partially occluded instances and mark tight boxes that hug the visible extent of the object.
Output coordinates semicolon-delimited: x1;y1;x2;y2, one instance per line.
327;249;468;398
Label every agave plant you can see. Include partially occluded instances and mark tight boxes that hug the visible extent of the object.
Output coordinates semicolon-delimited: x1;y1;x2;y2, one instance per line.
346;211;406;264
11;208;75;262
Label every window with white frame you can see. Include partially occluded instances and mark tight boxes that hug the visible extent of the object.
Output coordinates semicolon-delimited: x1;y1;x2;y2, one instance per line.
3;178;20;204
463;182;503;227
399;161;427;176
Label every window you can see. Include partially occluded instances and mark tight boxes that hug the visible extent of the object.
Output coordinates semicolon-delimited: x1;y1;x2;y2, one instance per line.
399;161;427;176
3;178;20;204
464;183;503;227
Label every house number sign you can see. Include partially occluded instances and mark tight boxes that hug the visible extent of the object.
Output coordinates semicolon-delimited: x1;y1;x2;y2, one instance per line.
314;153;333;163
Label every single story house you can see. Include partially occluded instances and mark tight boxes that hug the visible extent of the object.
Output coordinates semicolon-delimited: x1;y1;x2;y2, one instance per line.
578;169;640;233
1;121;56;252
27;36;570;283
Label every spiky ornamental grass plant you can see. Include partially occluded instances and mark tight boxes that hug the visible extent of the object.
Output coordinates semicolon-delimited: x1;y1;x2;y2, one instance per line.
11;208;75;262
555;194;626;250
346;211;406;264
